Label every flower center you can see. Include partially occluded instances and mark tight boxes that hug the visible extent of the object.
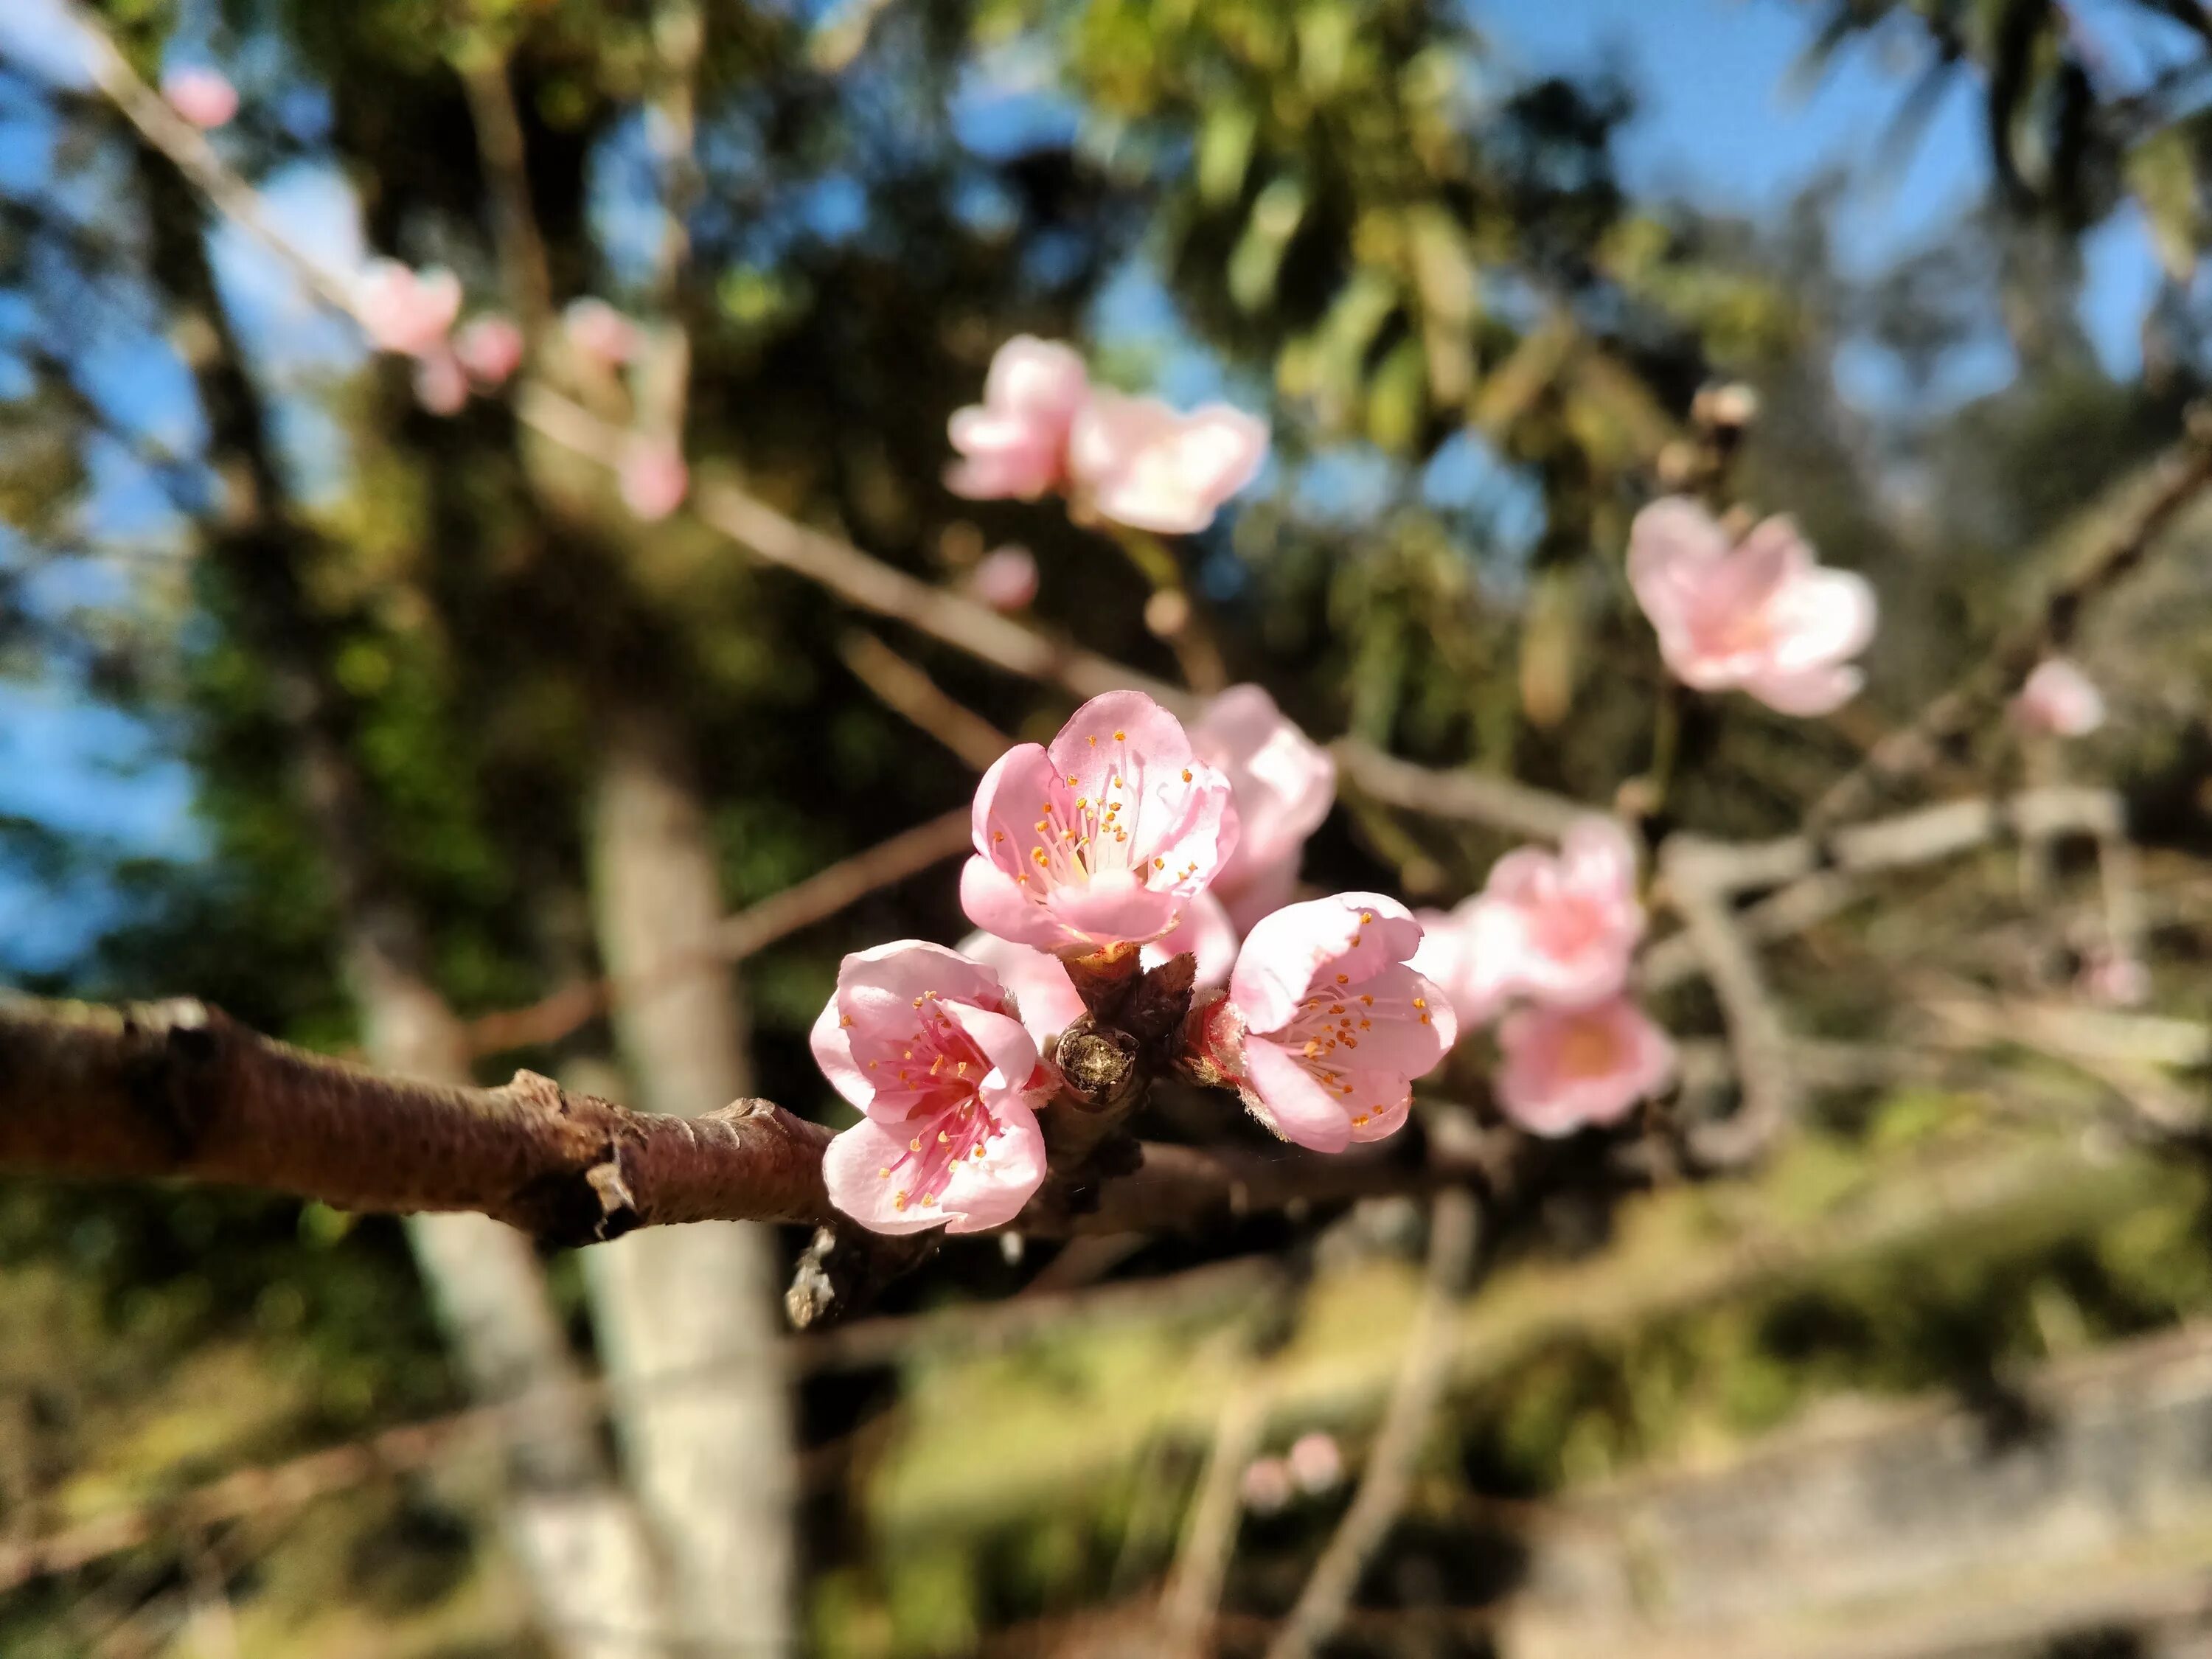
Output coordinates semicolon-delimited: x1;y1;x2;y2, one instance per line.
1556;1015;1623;1079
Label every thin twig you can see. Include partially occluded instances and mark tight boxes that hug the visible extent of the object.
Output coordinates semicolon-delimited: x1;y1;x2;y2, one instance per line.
839;631;1015;771
1807;423;2212;832
1264;1188;1481;1659
1155;1379;1271;1658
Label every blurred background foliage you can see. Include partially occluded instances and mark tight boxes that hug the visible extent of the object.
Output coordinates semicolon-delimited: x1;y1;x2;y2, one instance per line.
10;0;2212;1653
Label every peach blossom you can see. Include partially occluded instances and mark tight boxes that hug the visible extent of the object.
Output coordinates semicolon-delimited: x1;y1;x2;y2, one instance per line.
355;260;462;358
454;314;525;388
967;545;1039;612
161;66;237;130
945;335;1090;501
2012;658;2105;737
1492;997;1675;1137
1287;1432;1343;1494
814;941;1053;1234
411;350;468;416
1192;684;1335;931
1628;496;1875;716
563;296;642;368
618;437;689;521
1413;816;1644;1027
1241;1457;1293;1514
961;690;1239;956
1068;392;1268;535
1198;893;1455;1153
960;890;1237;1049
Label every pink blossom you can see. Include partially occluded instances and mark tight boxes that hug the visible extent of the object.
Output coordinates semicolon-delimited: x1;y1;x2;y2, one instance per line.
563;297;642;368
813;941;1053;1234
1068;392;1269;535
1627;497;1876;716
411;350;469;416
1413;816;1644;1026
961;690;1239;956
454;315;525;388
2012;658;2105;737
967;544;1039;612
1241;1457;1293;1514
1287;1432;1343;1494
1192;684;1335;931
354;260;462;358
1492;997;1675;1137
1198;893;1456;1153
2078;947;2149;1007
960;890;1237;1049
945;336;1091;501
1144;888;1237;988
161;65;237;130
618;437;689;521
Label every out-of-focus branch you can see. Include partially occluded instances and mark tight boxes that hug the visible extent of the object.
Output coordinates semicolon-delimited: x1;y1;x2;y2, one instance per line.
1156;1379;1272;1658
1807;422;2212;832
1331;735;1588;841
461;807;972;1057
1265;1188;1482;1659
0;995;834;1240
453;45;554;333
838;630;1014;771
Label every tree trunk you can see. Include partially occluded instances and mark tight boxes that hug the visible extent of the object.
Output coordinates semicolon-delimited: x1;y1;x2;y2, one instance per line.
584;702;799;1655
136;141;667;1659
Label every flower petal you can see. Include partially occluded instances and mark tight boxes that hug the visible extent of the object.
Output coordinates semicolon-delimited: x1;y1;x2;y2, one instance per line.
1243;1037;1353;1152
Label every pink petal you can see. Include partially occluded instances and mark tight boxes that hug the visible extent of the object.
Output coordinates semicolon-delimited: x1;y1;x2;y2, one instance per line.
1764;566;1878;673
960;931;1086;1044
939;1000;1043;1111
1141;888;1237;987
564;297;641;367
161;66;237;129
2014;658;2106;737
1741;662;1863;717
1230;893;1422;1035
936;1100;1048;1233
1243;1037;1354;1152
454;314;525;387
619;439;689;521
1494;998;1675;1136
355;260;461;358
411;350;469;415
1069;394;1269;535
810;993;871;1113
967;546;1039;612
1193;684;1335;888
959;853;1067;953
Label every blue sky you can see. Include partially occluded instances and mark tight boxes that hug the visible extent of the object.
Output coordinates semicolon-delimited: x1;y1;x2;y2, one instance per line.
0;0;2185;975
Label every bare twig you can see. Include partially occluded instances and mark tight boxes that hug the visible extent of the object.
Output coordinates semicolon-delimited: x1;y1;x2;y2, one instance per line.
1264;1188;1481;1659
1331;737;1587;842
839;631;1014;771
1156;1380;1272;1657
1807;425;2212;832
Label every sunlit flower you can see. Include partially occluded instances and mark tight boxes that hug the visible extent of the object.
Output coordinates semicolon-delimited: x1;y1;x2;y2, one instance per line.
1492;996;1674;1137
355;260;462;358
945;336;1090;501
960;891;1237;1050
1628;496;1875;716
1412;816;1644;1026
618;437;689;521
1068;392;1268;535
454;314;525;388
563;296;642;368
814;942;1054;1234
961;690;1239;956
161;65;237;129
967;544;1039;612
411;350;468;416
1197;893;1455;1153
2012;658;2105;737
1192;684;1335;931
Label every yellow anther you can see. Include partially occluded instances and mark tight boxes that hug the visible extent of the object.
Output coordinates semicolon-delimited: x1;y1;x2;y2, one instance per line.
840;1015;853;1027
922;1194;937;1206
1180;768;1192;782
937;1130;950;1144
1360;911;1374;924
1352;1114;1370;1127
1412;997;1426;1009
1335;973;1350;984
894;1192;909;1210
1113;729;1126;740
909;1137;922;1151
1360;995;1374;1006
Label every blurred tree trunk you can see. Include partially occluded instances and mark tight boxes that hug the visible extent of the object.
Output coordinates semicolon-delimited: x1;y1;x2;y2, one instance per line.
582;700;799;1655
137;145;667;1659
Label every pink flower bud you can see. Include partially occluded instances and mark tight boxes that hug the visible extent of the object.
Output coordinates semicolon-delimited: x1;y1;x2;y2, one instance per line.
161;66;237;130
1201;893;1456;1153
945;336;1090;501
961;690;1240;956
355;260;462;359
1628;497;1876;716
1240;1456;1293;1514
618;438;689;522
410;349;469;416
1492;996;1675;1137
1067;391;1268;535
814;942;1054;1234
2012;658;2105;738
1287;1431;1343;1494
563;297;643;369
453;314;525;389
966;545;1039;612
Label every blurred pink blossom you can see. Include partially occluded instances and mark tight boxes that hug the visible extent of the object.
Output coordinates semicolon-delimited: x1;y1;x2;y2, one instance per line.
563;296;643;368
1192;684;1335;931
2078;947;2149;1007
1068;392;1268;535
1197;893;1455;1153
945;336;1090;501
161;65;237;129
1628;496;1876;716
967;545;1039;612
1241;1457;1293;1514
453;315;525;388
1411;816;1644;1026
618;438;689;521
355;260;462;358
2012;658;2106;737
1287;1431;1343;1494
814;942;1053;1234
410;351;469;416
1492;996;1675;1137
961;690;1239;956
